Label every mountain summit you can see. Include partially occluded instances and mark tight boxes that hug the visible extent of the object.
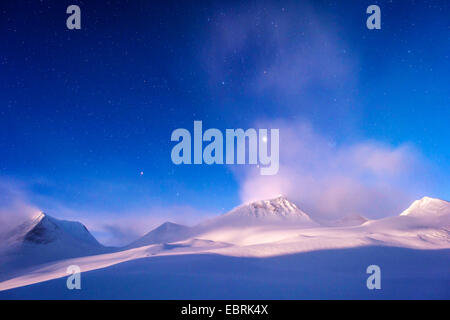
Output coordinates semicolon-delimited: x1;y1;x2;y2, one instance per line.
0;212;105;270
224;196;312;221
10;212;101;247
400;197;450;218
320;213;368;227
127;222;191;249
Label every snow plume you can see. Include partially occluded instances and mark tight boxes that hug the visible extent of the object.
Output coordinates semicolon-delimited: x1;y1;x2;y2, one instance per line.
238;121;432;220
0;179;40;234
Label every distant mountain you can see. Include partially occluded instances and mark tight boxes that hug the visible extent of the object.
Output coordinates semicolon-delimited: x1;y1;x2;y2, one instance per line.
320;213;368;227
181;196;318;246
361;196;450;234
126;222;191;249
400;196;450;218
202;196;316;228
0;213;106;273
9;212;101;246
225;196;312;220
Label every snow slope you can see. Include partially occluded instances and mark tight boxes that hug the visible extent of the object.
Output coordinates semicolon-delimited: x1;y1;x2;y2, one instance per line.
1;247;448;299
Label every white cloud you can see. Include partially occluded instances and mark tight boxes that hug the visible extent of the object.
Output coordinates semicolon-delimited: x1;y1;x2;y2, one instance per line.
237;120;431;220
0;179;41;233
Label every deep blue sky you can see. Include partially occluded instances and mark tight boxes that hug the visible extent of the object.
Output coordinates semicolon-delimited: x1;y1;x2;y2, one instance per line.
0;0;449;243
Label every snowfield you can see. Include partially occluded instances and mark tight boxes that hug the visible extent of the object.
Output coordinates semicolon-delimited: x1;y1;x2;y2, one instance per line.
0;196;449;299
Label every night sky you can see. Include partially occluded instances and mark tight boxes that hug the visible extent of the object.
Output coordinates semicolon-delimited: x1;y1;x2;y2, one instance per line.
1;0;449;245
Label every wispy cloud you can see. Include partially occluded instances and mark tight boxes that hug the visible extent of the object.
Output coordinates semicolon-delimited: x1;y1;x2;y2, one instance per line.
237;120;434;220
0;178;41;233
204;3;357;106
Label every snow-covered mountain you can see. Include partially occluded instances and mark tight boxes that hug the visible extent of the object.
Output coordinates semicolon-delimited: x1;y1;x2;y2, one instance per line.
400;196;450;219
225;196;312;220
182;196;318;245
126;222;191;249
6;212;101;247
363;196;450;231
320;213;368;227
0;212;106;273
201;196;316;227
0;196;449;297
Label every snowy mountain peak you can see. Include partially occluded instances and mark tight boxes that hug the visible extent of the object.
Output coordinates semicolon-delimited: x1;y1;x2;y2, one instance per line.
320;213;368;227
400;196;450;218
7;212;101;248
33;211;46;222
158;222;184;230
0;212;106;270
225;196;312;221
127;222;191;248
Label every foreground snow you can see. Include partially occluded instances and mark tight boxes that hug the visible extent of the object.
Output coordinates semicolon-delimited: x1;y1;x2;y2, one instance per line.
1;247;448;299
